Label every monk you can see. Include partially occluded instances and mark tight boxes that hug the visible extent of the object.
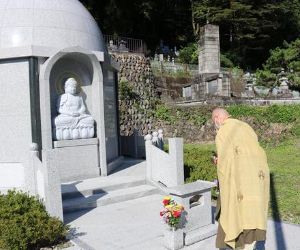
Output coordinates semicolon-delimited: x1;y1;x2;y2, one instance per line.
212;108;270;250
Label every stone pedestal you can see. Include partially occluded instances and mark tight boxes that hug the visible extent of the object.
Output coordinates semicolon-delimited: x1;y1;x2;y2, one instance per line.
163;228;184;250
53;138;99;182
167;181;217;246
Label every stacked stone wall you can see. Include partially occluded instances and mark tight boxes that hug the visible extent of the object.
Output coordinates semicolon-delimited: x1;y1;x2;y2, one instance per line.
111;53;158;136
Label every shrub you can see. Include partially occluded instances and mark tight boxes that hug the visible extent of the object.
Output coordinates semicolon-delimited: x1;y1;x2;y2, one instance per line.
154;104;176;124
183;144;217;183
178;43;198;64
118;80;139;100
255;69;277;87
227;104;300;123
220;53;235;68
256;38;300;89
0;190;69;250
155;104;300;145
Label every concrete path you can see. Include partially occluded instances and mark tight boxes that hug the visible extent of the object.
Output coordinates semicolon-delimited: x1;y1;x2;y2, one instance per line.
63;159;300;250
65;194;300;250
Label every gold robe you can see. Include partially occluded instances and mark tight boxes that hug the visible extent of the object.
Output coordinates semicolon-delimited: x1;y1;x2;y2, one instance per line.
216;118;270;249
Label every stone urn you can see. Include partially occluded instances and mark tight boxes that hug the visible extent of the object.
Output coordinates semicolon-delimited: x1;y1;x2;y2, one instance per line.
163;227;184;250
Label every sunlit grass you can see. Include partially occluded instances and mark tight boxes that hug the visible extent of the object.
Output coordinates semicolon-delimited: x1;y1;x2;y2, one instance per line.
183;139;300;224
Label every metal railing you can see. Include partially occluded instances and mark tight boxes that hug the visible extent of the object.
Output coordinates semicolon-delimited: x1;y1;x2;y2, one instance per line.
104;35;147;54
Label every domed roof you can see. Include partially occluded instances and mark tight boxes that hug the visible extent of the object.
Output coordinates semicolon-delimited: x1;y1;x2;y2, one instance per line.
0;0;105;52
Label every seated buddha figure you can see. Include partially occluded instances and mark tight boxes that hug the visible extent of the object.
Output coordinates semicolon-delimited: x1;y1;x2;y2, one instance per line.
54;78;95;140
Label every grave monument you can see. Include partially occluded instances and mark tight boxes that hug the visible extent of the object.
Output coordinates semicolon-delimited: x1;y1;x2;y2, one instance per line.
0;0;121;219
183;24;231;100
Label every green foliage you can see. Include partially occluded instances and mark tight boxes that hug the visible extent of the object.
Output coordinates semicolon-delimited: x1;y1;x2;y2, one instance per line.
227;104;300;124
184;140;300;224
160;69;191;78
187;114;207;126
257;38;300;89
266;140;300;224
154;104;175;124
156;103;300;125
119;80;139;100
81;0;300;70
220;53;235;68
154;104;211;126
255;69;277;87
178;43;198;64
191;0;300;69
171;70;191;78
155;104;300;146
179;108;210;126
80;0;193;56
0;190;68;250
265;39;300;72
291;123;300;137
184;144;217;183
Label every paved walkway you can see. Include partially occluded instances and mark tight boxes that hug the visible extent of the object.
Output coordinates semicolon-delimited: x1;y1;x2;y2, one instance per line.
64;160;300;250
65;194;300;250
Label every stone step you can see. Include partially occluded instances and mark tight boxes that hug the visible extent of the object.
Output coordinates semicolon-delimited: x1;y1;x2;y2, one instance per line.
63;184;158;214
61;175;146;200
184;224;217;246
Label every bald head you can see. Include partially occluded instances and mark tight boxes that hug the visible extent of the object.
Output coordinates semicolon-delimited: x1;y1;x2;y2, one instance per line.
212;108;230;129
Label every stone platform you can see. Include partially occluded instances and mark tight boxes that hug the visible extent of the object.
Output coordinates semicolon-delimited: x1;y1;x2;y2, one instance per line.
63;159;300;250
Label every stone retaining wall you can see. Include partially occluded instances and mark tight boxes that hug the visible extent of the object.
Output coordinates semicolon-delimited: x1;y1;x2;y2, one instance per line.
153;117;291;144
111;53;158;136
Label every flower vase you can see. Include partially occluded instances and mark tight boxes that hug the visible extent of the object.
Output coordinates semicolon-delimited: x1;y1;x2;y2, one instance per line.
163;227;184;250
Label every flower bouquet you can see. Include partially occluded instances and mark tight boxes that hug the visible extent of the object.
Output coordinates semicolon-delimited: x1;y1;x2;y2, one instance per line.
160;196;184;230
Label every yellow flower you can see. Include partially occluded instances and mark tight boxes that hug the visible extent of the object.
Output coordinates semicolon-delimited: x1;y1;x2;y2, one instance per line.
163;196;171;200
174;204;184;211
165;204;173;210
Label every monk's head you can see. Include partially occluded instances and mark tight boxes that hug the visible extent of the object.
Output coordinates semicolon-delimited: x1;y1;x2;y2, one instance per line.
212;108;230;129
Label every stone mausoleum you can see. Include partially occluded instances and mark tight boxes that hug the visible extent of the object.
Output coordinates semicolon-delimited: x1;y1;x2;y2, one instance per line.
0;0;121;218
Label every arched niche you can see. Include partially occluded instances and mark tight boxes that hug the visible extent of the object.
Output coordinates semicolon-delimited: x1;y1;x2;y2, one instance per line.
49;53;94;120
38;47;109;180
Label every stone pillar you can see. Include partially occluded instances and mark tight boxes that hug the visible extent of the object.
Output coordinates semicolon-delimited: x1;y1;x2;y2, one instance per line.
144;134;153;181
157;129;164;150
42;150;63;220
24;143;39;196
217;73;223;95
169;138;184;186
198;24;220;74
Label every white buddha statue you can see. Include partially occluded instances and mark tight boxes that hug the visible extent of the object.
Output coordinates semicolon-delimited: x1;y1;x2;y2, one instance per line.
54;78;95;140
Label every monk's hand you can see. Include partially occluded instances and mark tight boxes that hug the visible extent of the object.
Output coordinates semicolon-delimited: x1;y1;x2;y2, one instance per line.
212;156;218;165
214;156;218;165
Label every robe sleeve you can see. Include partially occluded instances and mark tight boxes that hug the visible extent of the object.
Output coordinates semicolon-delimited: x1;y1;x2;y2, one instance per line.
216;132;227;174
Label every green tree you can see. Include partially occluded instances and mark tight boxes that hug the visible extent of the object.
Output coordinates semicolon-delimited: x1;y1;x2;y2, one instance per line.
80;0;193;53
256;38;300;89
191;0;300;69
178;43;198;64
